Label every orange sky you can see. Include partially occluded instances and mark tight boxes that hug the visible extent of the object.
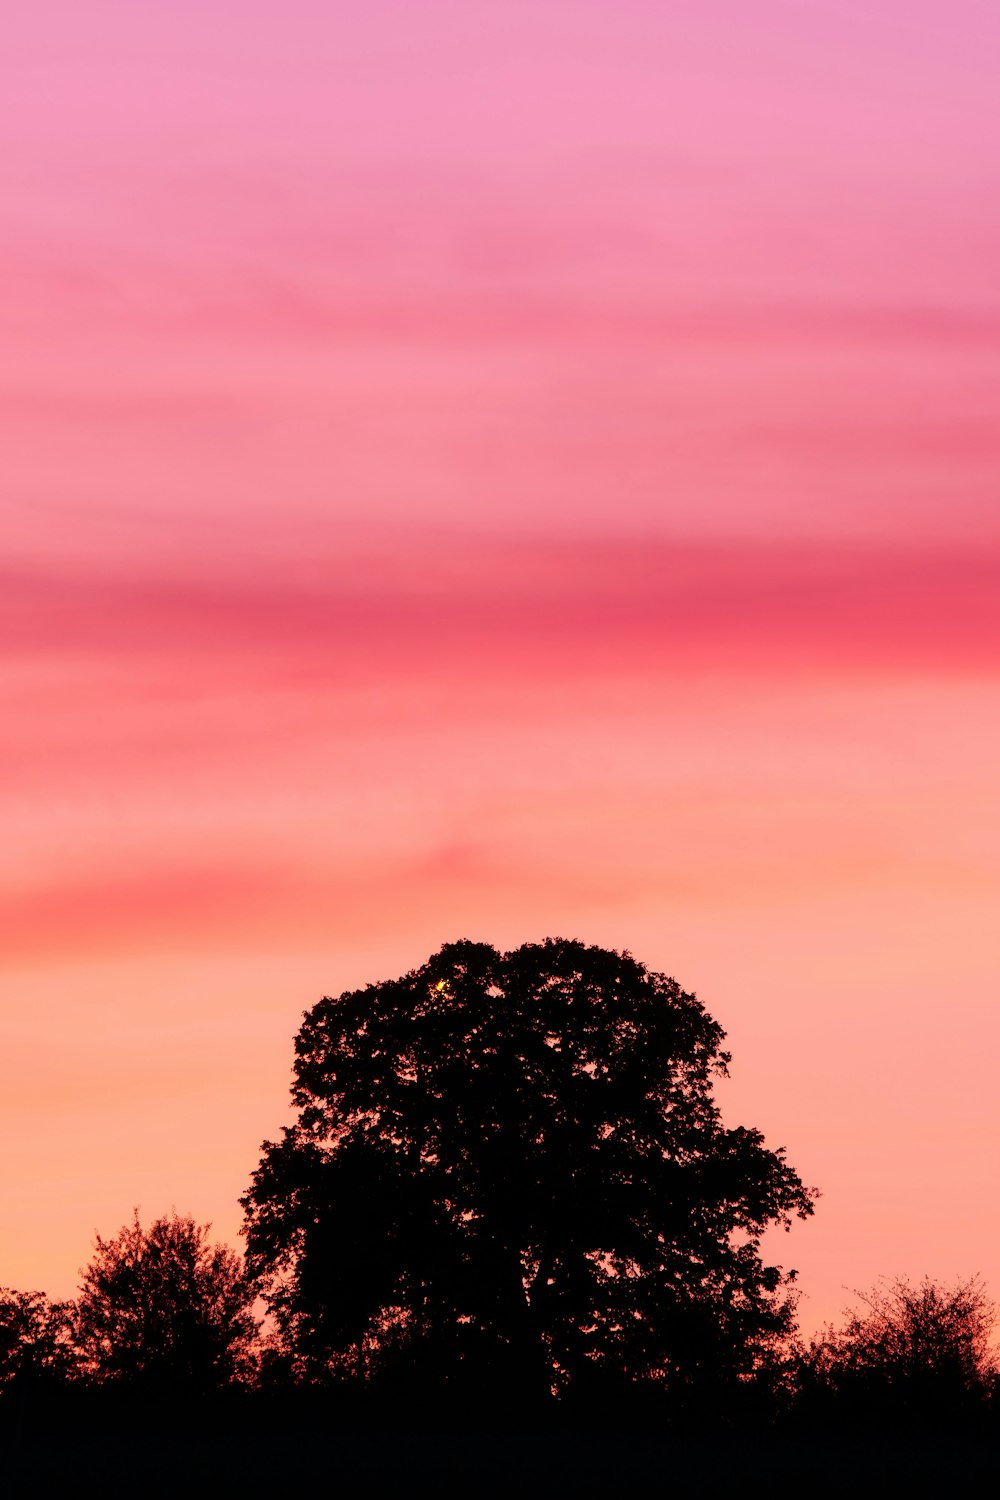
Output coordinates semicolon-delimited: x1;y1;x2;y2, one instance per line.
3;1;999;1333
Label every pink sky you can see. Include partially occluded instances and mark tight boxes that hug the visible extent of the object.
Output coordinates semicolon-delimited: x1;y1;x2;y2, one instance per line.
3;1;999;1334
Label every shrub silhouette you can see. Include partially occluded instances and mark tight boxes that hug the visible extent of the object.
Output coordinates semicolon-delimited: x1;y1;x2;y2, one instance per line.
242;938;815;1411
801;1275;997;1427
75;1209;258;1393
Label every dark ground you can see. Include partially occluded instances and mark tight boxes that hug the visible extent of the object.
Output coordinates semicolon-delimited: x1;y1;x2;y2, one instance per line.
4;1420;999;1497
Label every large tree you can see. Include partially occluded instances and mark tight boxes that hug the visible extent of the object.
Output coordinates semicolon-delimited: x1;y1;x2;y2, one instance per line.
241;939;814;1403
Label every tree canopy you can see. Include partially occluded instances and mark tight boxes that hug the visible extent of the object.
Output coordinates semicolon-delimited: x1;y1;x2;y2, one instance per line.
0;1289;77;1393
241;938;815;1404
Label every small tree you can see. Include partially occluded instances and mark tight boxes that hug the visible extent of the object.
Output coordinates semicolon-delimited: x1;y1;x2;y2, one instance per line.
801;1275;997;1426
0;1289;78;1394
75;1210;258;1392
242;938;815;1409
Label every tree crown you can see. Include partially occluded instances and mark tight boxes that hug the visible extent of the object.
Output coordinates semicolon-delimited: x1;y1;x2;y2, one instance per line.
242;938;815;1399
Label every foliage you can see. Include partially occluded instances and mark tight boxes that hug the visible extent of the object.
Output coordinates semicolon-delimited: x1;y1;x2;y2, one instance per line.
75;1209;259;1391
800;1275;997;1425
0;1288;78;1393
242;938;815;1405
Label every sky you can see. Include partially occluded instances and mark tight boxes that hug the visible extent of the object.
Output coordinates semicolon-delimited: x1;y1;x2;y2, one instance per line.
2;1;999;1334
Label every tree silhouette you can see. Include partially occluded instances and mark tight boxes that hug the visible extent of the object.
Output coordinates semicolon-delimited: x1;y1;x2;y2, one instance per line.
0;1289;77;1394
75;1210;258;1392
242;939;814;1407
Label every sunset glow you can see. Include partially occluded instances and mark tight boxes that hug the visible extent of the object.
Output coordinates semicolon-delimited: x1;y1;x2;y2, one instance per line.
3;1;999;1333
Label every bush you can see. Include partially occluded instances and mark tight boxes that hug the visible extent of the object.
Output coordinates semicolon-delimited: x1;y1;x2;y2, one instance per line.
75;1210;259;1392
800;1275;997;1428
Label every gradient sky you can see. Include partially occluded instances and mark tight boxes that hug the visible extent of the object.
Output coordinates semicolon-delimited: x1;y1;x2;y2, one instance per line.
3;1;999;1334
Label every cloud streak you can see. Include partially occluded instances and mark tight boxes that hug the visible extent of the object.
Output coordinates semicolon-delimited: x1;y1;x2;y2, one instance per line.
6;539;998;677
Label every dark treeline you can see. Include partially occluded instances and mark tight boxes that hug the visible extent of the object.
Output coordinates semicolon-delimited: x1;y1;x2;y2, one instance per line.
3;942;997;1491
